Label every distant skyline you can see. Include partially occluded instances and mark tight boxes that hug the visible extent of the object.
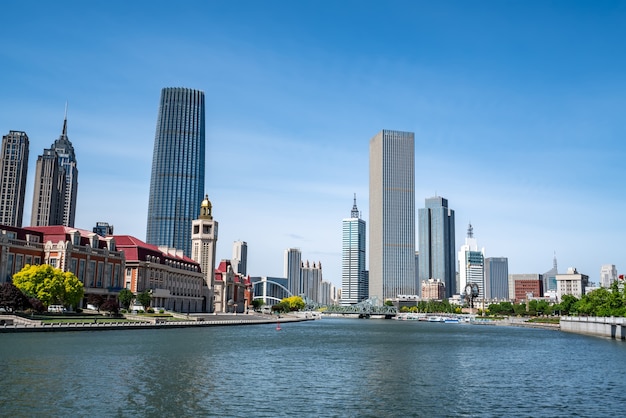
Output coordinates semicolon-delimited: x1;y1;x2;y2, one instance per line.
2;1;626;286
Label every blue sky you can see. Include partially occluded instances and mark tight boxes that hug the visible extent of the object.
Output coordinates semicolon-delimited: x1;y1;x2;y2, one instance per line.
1;0;626;287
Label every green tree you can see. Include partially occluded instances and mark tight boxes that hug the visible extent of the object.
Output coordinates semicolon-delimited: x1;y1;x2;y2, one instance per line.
251;299;264;310
118;289;134;310
12;264;84;309
136;290;152;310
556;294;579;315
281;296;305;311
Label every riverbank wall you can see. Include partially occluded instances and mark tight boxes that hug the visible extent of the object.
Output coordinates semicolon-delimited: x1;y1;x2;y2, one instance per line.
560;316;626;340
0;313;313;333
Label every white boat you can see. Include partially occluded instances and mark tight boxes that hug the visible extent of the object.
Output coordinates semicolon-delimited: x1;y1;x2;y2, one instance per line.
444;318;459;324
427;316;444;322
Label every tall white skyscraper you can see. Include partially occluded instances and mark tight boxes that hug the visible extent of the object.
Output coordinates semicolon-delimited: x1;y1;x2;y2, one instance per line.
600;264;617;288
284;248;302;295
232;241;248;276
458;223;485;298
341;194;366;305
369;129;415;300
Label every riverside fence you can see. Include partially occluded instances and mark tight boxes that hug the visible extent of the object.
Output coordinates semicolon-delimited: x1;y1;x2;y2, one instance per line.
560;316;626;340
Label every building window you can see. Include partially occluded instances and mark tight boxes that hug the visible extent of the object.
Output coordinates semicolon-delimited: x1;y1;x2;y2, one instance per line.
97;262;104;287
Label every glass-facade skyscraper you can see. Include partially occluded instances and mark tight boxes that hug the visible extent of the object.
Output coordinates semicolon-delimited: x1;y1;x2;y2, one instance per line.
0;131;29;227
418;196;456;297
369;129;415;300
341;194;367;305
484;257;509;300
146;87;205;257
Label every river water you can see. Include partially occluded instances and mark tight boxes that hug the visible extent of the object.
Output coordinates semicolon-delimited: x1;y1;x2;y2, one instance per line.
1;318;624;417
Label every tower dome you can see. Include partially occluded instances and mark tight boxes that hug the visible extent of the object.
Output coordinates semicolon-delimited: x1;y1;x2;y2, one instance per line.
200;194;212;219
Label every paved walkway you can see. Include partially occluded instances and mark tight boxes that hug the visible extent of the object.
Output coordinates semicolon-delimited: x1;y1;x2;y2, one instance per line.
0;312;312;333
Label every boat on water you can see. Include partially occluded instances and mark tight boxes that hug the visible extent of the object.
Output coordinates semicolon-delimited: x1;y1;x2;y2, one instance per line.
427;316;444;322
444;318;460;324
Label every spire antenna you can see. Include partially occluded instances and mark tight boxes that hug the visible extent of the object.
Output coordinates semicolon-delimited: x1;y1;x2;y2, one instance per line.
351;193;360;218
62;101;68;137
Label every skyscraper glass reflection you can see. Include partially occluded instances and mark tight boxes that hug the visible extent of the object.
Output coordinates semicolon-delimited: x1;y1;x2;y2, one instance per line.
146;87;205;257
418;196;456;297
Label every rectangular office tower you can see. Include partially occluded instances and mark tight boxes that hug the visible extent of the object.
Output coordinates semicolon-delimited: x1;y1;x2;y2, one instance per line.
369;129;416;300
484;257;509;300
341;195;367;305
146;87;205;257
0;131;29;227
418;196;456;298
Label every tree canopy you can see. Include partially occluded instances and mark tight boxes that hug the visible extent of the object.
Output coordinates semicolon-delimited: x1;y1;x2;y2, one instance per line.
118;289;134;310
136;290;152;310
0;282;30;312
12;264;84;309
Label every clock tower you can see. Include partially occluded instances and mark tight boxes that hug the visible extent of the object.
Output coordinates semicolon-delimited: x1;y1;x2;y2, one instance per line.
192;194;218;310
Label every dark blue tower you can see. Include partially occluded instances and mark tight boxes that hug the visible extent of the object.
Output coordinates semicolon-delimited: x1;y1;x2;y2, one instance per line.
146;87;205;257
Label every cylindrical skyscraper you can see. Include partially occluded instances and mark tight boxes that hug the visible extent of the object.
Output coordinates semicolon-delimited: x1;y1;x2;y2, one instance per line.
146;87;205;257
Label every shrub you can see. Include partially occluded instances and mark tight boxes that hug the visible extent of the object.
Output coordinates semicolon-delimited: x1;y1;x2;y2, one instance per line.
159;309;164;314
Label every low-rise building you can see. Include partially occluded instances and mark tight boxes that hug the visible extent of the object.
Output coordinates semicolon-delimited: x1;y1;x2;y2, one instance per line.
213;259;250;313
27;226;125;306
556;267;589;300
509;273;543;302
422;278;446;300
115;235;207;313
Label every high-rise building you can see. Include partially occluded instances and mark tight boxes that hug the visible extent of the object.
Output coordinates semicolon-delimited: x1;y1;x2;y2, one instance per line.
369;129;415;300
341;194;367;305
52;113;78;227
484;257;509;300
458;223;485;299
232;241;248;276
301;260;322;303
418;196;456;297
31;112;78;227
600;264;617;288
146;87;206;257
31;148;65;226
284;248;302;295
0;131;29;227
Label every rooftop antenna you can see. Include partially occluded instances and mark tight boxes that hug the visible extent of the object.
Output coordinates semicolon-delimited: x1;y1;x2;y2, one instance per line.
61;101;68;137
351;193;360;218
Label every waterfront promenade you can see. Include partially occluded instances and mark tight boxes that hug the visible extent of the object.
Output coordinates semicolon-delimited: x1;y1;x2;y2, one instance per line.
0;311;314;333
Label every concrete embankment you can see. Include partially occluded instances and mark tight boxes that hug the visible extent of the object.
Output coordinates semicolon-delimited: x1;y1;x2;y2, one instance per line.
560;316;626;340
0;313;313;333
471;318;560;331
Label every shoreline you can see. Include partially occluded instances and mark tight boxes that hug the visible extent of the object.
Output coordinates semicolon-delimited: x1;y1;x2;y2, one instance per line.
0;312;313;333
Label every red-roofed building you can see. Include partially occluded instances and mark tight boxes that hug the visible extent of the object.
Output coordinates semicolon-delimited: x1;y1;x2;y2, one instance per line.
1;225;45;282
213;259;251;313
115;235;208;313
25;225;125;307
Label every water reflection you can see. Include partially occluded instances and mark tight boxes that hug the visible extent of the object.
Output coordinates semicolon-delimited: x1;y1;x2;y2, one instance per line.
1;319;625;417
